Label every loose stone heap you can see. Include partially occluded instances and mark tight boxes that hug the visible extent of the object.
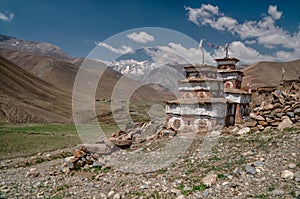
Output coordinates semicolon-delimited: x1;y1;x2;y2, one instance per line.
60;121;176;173
245;80;300;131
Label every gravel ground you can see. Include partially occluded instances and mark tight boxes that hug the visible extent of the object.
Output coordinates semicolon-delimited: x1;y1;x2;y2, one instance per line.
0;128;299;199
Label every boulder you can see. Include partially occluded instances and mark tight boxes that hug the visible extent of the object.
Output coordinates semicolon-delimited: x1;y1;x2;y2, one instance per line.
249;113;265;121
277;117;293;130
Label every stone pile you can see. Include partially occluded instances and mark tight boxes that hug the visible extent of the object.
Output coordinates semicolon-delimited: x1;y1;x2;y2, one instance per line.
60;121;176;173
109;121;177;148
60;144;109;173
245;81;300;131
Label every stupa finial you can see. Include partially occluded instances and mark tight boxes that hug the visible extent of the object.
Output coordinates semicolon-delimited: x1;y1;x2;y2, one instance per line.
224;43;229;58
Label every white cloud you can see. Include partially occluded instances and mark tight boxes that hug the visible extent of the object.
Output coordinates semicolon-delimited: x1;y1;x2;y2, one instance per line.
214;41;276;64
268;5;282;19
95;42;133;54
126;31;154;43
145;42;215;65
0;11;14;22
212;16;237;32
185;4;300;62
184;4;219;26
145;40;288;66
245;40;256;44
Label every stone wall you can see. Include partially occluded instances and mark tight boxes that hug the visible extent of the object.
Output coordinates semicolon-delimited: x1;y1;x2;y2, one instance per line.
245;81;300;131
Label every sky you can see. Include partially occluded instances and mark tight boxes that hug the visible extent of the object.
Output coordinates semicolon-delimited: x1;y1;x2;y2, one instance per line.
1;0;300;65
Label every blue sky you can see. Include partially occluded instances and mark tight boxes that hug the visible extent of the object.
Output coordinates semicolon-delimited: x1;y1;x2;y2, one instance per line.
0;0;300;64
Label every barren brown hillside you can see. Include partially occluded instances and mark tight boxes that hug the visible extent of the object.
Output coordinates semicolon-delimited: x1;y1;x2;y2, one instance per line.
242;59;300;89
0;49;80;91
0;55;72;123
0;49;174;102
0;50;175;123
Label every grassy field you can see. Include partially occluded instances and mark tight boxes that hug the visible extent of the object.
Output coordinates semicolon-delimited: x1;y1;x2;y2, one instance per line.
0;123;119;159
0;101;165;160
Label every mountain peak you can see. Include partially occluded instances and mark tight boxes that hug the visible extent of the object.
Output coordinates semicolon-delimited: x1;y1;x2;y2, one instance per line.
0;34;73;61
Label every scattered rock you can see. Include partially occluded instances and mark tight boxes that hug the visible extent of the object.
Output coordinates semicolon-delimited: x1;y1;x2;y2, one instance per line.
26;168;40;177
288;163;297;169
107;190;115;197
113;193;121;199
202;189;210;198
59;165;70;174
233;167;239;175
294;171;300;182
281;170;294;180
245;165;257;175
45;154;52;159
202;173;217;187
237;127;250;135
253;161;264;167
272;189;284;196
0;186;10;193
139;184;149;189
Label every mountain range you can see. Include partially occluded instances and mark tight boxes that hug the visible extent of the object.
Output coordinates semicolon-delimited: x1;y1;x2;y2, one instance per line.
0;34;174;123
0;33;299;123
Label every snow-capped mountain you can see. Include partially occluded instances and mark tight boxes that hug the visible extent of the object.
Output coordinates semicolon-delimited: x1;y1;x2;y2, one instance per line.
108;59;186;92
109;59;158;80
0;34;73;61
